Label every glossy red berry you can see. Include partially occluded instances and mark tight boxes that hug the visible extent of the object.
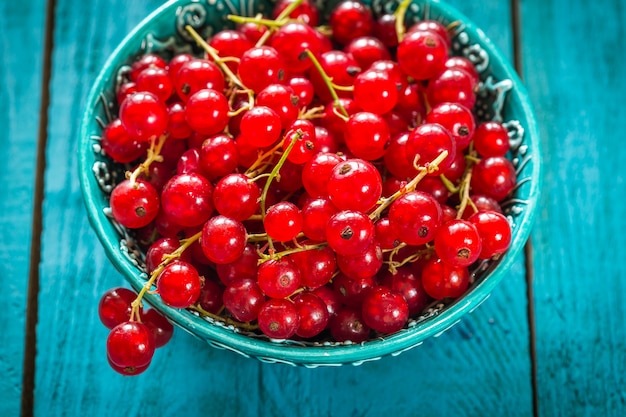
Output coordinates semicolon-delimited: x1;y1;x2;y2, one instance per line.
119;92;169;141
142;308;174;348
160;173;214;228
238;46;285;93
397;30;448;81
434;219;482;267
98;287;140;329
468;210;512;259
361;286;409;334
473;121;510;157
258;298;300;339
293;292;329;338
157;260;202;308
421;256;470;299
326;210;375;256
388;191;442;246
213;173;260;221
106;321;155;368
470;156;517;201
201;215;247;264
110;179;160;229
184;89;230;136
343;111;390;160
329;0;374;46
329;306;371;343
257;257;301;299
264;202;303;242
327;159;382;212
223;278;266;322
405;123;456;175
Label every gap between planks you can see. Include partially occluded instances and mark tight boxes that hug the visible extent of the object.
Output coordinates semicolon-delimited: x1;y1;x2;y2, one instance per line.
511;0;539;415
20;0;57;415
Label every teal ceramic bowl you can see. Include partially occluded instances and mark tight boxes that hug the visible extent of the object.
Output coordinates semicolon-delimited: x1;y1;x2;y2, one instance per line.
79;0;541;366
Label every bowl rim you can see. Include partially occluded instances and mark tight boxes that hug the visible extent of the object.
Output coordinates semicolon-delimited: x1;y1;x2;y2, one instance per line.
78;0;542;365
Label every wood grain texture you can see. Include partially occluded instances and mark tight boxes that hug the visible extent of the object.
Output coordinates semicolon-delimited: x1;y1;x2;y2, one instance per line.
33;0;532;416
0;1;46;416
520;0;626;415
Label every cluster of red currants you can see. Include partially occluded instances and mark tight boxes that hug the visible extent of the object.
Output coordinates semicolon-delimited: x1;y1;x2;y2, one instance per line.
98;0;515;375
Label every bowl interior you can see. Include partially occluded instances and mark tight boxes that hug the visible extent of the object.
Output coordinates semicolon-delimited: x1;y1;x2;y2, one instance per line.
78;0;541;366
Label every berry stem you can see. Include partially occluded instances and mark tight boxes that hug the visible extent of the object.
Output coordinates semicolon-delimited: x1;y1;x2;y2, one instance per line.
127;134;167;187
245;140;285;176
394;0;412;42
185;25;252;102
129;231;203;320
228;15;289;28
370;150;449;220
259;131;302;252
254;0;306;46
260;241;328;264
304;49;349;119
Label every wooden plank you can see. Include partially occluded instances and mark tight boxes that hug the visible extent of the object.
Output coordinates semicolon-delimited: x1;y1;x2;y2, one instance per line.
519;0;626;415
35;0;533;416
0;1;47;416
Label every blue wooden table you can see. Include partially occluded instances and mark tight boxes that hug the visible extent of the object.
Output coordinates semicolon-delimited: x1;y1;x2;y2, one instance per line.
2;0;624;415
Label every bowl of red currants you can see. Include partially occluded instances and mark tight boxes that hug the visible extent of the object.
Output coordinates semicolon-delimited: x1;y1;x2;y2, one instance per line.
79;0;541;372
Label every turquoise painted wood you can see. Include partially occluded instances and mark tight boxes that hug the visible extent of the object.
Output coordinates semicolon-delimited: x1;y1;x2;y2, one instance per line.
0;1;46;416
520;0;626;415
32;1;535;416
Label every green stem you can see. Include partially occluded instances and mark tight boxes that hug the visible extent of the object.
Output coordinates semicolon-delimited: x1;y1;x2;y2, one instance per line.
370;150;449;220
259;132;302;252
394;0;412;42
130;231;202;320
128;134;167;187
304;49;348;118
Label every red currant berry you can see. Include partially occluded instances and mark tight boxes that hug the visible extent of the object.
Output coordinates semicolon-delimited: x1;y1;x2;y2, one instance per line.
167;102;193;140
329;306;371;343
157;260;202;308
405;123;456;175
302;152;343;197
129;53;167;81
110;179;160;229
238;46;285;93
272;0;319;26
397;30;448;81
426;102;476;151
336;242;383;279
264;202;303;242
258;298;300;340
197;277;224;314
434;219;482;267
119;92;169;141
257;257;301;299
142;308;174;348
327;159;382;212
136;66;174;102
213;173;260;221
198;134;239;179
301;197;339;242
200;215;247;264
106;321;155;368
473;121;510;157
421;256;470;299
174;59;225;102
185;89;230;136
345;36;390;70
470;156;517;201
388;191;442;246
329;0;374;46
239;105;282;148
361;286;409;334
215;244;258;286
256;84;300;128
379;267;430;315
343;111;390;160
98;287;140;329
326;210;375;256
270;22;321;74
101;118;148;163
290;244;337;289
426;68;476;110
223;278;266;322
468;210;512;259
293;292;329;339
161;173;214;228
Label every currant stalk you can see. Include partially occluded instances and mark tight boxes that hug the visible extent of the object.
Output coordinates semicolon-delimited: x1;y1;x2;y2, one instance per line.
370;150;449;220
185;25;254;109
128;134;167;186
129;231;202;321
394;0;412;42
259;131;302;253
304;49;349;119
